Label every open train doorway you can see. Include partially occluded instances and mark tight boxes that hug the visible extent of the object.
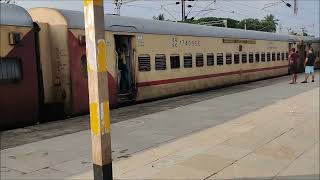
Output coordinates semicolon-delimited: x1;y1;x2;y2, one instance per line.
115;35;136;102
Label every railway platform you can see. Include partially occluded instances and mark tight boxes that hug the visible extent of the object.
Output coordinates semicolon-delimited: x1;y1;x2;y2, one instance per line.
1;74;319;180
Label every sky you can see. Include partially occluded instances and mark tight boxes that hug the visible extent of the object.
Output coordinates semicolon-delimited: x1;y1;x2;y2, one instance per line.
13;0;320;37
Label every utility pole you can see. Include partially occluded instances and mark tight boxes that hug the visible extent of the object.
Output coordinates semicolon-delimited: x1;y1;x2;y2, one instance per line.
181;0;186;21
278;22;282;33
294;0;298;15
114;0;122;15
301;27;306;36
223;20;227;28
83;0;113;180
287;27;291;35
244;19;247;30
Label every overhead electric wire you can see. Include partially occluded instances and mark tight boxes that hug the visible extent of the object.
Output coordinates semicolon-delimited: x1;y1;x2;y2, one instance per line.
223;0;314;25
109;0;316;34
186;0;199;18
192;0;216;19
225;0;315;29
161;5;178;21
219;1;316;34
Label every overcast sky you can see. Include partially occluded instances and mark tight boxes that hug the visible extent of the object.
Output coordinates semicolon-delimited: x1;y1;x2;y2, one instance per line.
15;0;319;36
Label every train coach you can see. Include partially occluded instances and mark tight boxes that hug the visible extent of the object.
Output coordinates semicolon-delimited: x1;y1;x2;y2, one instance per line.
1;3;319;130
0;4;41;129
28;7;301;115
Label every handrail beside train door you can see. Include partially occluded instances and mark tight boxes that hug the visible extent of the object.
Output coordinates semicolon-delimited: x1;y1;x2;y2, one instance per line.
132;49;137;92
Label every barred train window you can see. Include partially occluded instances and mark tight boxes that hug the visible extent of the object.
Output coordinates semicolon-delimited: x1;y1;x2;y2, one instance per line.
0;58;22;82
267;52;271;61
226;53;232;64
155;54;166;70
285;52;289;60
207;53;214;66
272;52;276;61
196;53;204;67
277;52;281;61
217;53;224;65
138;54;151;71
249;53;254;63
255;53;260;62
184;54;192;68
241;53;247;63
261;53;266;62
281;52;285;60
234;53;240;64
170;54;180;69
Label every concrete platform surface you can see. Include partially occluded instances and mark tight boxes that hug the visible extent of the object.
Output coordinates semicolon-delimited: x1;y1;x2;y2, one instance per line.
1;75;319;180
70;87;319;180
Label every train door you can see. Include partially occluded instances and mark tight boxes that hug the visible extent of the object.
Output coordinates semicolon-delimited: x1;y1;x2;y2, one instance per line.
114;35;136;102
33;22;45;121
69;31;88;115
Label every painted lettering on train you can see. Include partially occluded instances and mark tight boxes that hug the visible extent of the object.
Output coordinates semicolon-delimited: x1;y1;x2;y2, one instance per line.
171;37;201;48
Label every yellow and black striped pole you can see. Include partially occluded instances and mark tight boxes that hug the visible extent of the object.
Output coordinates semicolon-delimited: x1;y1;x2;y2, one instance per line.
83;0;113;179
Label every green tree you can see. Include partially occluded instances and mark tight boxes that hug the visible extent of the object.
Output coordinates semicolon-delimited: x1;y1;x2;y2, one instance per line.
184;14;279;33
260;14;278;32
153;14;165;21
238;18;262;31
185;17;239;28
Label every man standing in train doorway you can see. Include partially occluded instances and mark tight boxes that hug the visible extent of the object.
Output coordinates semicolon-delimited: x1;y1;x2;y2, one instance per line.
289;48;299;84
118;45;129;93
301;48;316;83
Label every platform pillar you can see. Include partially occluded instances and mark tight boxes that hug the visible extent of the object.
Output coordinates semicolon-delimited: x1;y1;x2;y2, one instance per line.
83;0;113;179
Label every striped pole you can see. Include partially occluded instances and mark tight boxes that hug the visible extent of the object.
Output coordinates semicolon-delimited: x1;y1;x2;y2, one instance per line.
83;0;113;179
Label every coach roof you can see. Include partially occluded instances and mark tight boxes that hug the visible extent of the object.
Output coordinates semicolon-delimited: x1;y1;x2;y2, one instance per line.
0;3;33;27
51;8;318;42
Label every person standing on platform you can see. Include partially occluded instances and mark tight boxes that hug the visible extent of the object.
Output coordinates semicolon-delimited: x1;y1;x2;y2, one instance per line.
289;48;299;84
301;48;316;83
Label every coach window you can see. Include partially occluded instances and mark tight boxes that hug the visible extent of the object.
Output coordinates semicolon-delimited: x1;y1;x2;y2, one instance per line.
277;52;281;61
207;53;214;66
241;53;247;63
9;32;21;45
226;53;232;65
267;52;271;61
170;54;180;69
0;58;22;83
255;52;260;62
196;53;204;67
272;52;276;61
217;53;224;65
138;54;151;71
155;54;166;70
249;53;254;63
285;52;289;60
234;53;240;64
184;54;193;68
281;52;285;60
261;52;266;62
